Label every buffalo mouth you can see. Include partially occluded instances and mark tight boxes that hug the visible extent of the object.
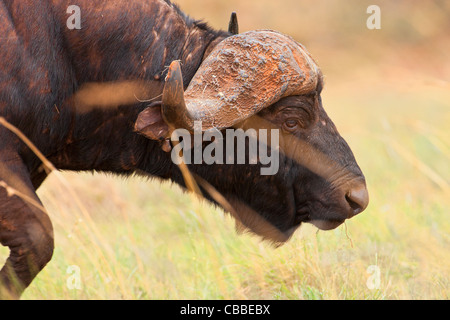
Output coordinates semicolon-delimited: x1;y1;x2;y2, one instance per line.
309;219;345;230
293;189;348;231
294;201;348;231
292;175;368;231
295;206;345;231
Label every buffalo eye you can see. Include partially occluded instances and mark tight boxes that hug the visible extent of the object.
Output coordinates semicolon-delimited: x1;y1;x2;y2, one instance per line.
283;118;299;132
280;106;313;132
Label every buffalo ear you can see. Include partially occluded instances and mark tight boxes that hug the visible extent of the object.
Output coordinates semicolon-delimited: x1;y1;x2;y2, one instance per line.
134;102;171;151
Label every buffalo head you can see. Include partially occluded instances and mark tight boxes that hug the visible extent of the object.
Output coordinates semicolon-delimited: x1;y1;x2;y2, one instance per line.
135;30;368;243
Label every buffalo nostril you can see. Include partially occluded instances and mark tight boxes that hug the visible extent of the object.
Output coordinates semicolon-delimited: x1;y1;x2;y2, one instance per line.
345;186;369;217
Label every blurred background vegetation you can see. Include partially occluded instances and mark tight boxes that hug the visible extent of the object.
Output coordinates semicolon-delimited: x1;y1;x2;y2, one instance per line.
2;0;448;299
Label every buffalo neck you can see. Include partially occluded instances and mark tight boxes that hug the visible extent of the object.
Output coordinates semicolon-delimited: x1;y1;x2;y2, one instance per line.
56;0;229;86
37;0;230;181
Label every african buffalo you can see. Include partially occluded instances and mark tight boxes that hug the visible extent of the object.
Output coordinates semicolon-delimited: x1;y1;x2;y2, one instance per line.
0;0;368;298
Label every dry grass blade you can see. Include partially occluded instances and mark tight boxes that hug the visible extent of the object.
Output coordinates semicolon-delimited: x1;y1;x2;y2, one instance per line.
72;80;164;113
192;172;290;245
382;135;450;193
0;117;55;173
177;160;202;196
0;181;46;213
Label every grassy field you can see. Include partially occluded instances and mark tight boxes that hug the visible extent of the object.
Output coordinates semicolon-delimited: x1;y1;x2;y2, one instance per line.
1;0;449;300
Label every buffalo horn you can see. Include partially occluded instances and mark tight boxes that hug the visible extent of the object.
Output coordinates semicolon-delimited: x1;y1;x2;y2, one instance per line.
161;60;194;130
228;12;239;35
